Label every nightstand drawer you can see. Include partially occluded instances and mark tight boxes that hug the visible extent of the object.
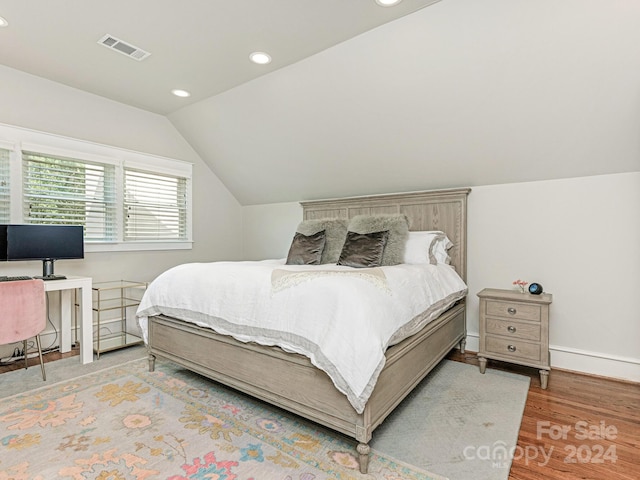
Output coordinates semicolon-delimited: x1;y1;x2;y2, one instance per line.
485;317;541;342
485;336;542;362
485;300;541;322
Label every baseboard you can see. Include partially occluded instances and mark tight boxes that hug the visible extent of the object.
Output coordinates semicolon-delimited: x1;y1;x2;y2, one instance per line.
549;345;640;383
463;333;640;383
463;333;480;353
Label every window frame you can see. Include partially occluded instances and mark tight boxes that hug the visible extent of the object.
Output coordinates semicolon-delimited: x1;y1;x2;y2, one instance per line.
0;141;12;223
0;123;193;253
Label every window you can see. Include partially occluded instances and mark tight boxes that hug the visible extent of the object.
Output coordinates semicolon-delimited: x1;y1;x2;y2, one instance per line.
0;123;192;252
124;168;187;241
22;151;116;241
0;147;9;223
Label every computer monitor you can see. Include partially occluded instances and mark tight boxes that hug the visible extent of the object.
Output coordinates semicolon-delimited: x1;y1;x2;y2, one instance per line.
0;224;84;279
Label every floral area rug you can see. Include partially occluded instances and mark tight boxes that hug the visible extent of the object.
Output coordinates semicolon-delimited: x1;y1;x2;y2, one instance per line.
0;358;446;480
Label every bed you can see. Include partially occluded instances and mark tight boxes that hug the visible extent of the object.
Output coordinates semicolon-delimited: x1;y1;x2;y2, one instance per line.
138;187;470;473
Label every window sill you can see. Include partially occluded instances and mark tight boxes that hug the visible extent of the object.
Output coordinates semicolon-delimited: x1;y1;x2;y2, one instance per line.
85;241;193;253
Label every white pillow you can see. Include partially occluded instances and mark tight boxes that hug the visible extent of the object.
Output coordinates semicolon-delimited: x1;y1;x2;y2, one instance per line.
403;231;453;265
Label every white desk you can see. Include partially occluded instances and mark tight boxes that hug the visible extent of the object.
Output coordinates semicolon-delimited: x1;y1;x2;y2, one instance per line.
44;276;93;364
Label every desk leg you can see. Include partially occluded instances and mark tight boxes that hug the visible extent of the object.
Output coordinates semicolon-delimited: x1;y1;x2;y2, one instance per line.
60;290;72;353
79;285;93;364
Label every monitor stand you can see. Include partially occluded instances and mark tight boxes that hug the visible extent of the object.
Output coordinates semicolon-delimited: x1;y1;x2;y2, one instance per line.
36;259;67;280
37;274;67;281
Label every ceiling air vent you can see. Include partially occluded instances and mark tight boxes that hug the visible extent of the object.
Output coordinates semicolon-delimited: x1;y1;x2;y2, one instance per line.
98;34;151;61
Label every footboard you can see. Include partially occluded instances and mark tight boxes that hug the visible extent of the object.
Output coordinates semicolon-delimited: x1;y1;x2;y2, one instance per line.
146;302;466;473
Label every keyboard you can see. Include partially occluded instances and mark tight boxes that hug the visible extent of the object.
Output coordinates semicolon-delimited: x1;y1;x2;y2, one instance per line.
0;275;34;282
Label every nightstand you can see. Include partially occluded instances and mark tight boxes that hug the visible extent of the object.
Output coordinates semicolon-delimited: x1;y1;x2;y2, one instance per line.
477;288;553;388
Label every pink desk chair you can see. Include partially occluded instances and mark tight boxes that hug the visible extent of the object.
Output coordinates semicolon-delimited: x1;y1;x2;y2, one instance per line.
0;279;47;380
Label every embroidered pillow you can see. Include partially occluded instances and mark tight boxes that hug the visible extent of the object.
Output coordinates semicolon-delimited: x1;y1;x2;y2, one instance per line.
403;231;454;265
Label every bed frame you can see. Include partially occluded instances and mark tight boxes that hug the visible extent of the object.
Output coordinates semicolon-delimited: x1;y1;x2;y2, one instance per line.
146;187;470;473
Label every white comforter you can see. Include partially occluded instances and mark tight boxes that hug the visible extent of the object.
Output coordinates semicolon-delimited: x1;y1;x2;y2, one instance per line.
136;259;467;413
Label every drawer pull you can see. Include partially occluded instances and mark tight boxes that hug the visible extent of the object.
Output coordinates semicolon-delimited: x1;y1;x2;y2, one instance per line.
507;345;517;352
507;325;517;333
507;307;517;315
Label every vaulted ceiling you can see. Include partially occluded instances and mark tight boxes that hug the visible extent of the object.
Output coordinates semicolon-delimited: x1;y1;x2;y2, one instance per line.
1;0;639;205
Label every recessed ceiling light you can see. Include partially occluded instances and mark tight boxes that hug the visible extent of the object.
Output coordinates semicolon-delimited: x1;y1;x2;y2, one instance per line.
0;16;8;27
171;89;191;98
249;52;271;65
375;0;402;6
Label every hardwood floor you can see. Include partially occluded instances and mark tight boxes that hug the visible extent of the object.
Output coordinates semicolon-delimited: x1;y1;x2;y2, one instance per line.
2;348;638;479
0;346;79;373
447;350;640;480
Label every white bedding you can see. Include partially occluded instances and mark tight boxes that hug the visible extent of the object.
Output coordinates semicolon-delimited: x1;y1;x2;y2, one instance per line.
136;259;467;413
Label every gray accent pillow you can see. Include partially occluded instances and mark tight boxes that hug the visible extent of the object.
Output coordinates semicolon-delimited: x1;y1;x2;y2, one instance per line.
296;218;348;264
337;230;389;268
347;214;409;266
285;230;326;265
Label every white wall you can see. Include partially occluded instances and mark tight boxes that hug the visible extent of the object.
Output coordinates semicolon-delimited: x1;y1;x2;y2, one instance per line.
243;202;302;261
0;65;243;357
242;172;640;382
466;173;640;381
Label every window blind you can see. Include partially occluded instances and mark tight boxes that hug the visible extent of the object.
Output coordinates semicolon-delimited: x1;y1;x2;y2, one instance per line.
0;148;9;223
124;168;187;241
22;151;117;241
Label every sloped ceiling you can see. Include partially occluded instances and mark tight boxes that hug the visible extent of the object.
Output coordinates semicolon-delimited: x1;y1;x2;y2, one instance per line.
169;0;640;204
1;0;639;206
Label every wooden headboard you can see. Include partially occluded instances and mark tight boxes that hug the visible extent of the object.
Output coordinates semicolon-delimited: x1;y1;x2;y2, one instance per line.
300;188;471;282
